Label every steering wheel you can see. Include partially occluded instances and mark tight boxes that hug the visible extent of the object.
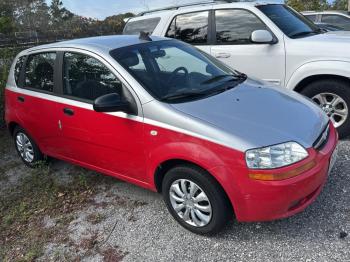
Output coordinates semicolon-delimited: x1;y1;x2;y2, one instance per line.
166;67;189;89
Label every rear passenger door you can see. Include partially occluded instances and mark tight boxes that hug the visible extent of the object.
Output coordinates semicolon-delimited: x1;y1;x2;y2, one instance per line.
210;9;285;85
56;51;146;181
17;52;62;155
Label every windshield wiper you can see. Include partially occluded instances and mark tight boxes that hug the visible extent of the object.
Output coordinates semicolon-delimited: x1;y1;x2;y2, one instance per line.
200;73;246;85
160;91;208;102
290;30;320;38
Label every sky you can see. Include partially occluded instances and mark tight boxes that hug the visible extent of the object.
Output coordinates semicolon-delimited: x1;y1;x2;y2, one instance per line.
51;0;284;20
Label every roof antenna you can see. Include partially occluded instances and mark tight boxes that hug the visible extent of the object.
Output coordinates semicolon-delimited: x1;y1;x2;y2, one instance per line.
139;31;152;41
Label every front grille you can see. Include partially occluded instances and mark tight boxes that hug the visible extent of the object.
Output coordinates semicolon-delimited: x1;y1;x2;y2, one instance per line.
313;123;330;151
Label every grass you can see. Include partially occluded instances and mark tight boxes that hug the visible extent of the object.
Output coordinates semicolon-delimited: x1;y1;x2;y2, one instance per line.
0;130;117;261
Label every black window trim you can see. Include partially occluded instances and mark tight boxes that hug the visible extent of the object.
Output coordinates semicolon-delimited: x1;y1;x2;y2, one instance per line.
16;55;27;88
166;9;212;46
213;8;278;46
20;51;60;95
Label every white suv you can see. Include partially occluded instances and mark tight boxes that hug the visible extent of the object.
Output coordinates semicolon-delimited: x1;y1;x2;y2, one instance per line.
124;2;350;138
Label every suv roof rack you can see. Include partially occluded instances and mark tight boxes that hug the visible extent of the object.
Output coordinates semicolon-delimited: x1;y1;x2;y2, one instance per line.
138;0;238;16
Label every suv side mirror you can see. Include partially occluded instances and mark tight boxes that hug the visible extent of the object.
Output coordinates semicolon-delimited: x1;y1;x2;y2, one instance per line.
250;30;276;44
93;93;131;113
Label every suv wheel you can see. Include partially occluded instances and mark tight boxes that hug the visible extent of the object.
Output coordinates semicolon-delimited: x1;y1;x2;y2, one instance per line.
301;79;350;138
14;126;44;167
162;165;231;235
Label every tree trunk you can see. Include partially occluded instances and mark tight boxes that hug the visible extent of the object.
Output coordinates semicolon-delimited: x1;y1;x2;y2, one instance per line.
348;0;350;12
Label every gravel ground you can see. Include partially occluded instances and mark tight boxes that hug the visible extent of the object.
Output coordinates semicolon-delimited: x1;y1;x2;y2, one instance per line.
1;129;350;261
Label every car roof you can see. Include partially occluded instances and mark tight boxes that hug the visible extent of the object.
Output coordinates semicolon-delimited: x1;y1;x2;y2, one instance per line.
23;35;169;54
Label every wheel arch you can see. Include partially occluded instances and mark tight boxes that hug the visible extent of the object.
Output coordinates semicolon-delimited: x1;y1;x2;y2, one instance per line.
7;121;19;136
153;158;234;214
286;60;350;92
294;74;350;93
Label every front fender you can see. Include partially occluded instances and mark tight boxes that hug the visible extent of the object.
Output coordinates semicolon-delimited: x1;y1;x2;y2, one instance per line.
146;141;227;185
286;60;350;90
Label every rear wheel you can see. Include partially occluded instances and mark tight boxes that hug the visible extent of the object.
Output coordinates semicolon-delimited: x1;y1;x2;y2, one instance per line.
301;79;350;138
13;126;44;167
162;165;231;235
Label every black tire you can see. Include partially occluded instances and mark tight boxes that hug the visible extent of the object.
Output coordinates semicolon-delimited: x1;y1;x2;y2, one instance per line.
301;79;350;139
13;126;44;167
162;165;232;235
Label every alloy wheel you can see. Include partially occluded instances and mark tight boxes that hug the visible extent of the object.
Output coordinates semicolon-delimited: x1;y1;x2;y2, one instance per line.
312;92;348;128
16;132;34;163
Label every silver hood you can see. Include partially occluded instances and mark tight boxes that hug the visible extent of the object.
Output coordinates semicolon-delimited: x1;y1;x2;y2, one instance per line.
170;78;329;150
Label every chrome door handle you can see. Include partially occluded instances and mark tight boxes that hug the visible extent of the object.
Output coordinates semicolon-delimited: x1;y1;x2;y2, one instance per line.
214;53;231;59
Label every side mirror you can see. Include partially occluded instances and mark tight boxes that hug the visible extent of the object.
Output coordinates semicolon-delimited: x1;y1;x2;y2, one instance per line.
250;30;276;44
93;93;131;113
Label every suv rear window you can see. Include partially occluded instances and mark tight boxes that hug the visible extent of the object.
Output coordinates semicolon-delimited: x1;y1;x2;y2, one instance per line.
124;17;161;35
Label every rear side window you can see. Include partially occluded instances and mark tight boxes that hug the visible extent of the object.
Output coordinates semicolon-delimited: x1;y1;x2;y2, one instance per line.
321;14;350;30
215;9;267;44
24;52;56;93
63;52;122;102
305;14;317;22
124;17;161;35
165;11;209;44
14;56;25;87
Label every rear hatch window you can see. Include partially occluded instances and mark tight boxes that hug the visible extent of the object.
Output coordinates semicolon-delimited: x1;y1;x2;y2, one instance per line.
123;17;161;35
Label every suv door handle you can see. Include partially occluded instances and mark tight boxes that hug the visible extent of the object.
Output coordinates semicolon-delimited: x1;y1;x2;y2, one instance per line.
17;96;25;102
214;53;231;59
63;108;74;116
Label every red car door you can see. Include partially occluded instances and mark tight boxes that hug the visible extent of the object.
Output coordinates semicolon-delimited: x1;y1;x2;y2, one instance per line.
14;52;62;156
56;51;146;183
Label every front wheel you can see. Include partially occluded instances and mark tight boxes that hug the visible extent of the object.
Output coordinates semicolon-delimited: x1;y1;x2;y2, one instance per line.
162;165;232;235
301;79;350;139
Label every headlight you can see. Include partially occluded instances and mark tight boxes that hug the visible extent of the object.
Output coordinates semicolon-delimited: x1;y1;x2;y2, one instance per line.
246;142;309;169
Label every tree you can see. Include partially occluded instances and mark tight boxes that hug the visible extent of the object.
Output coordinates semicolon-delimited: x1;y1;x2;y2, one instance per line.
286;0;329;11
331;0;348;10
0;0;16;34
50;0;73;27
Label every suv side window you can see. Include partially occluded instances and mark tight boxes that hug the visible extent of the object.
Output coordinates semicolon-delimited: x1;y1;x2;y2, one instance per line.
24;52;56;92
14;56;26;87
165;11;209;44
63;52;122;102
321;14;350;30
305;14;317;22
215;9;267;44
124;17;161;35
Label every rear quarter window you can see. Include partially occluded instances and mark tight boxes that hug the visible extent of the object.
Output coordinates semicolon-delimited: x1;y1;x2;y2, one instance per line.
123;17;161;35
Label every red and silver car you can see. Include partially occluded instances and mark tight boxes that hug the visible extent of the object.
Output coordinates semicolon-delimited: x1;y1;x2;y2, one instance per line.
5;35;338;234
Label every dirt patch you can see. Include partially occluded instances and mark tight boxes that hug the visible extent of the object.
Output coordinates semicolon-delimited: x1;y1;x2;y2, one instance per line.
0;129;133;261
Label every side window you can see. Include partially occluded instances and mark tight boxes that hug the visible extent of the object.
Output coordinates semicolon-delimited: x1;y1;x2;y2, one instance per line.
321;14;350;30
165;11;209;44
14;56;26;87
123;17;161;35
63;52;122;102
305;14;317;22
215;9;267;44
24;52;56;92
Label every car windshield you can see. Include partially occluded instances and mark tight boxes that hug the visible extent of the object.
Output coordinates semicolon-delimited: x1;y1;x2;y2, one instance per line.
257;4;322;38
110;40;246;103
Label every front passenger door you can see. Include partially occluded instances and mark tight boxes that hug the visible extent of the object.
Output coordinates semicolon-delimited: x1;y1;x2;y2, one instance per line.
57;51;146;181
210;9;286;85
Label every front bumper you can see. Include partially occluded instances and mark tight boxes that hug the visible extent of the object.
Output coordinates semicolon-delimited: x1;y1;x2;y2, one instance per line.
232;123;338;222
